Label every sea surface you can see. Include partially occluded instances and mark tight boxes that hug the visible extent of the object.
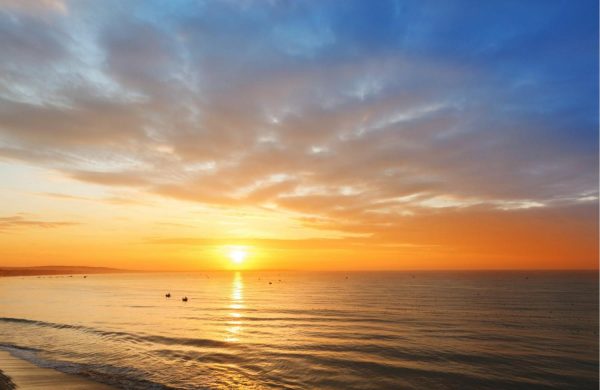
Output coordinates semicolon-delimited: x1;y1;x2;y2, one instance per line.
0;271;597;389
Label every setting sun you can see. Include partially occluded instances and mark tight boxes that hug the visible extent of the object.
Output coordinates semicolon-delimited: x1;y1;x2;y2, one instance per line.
228;247;248;265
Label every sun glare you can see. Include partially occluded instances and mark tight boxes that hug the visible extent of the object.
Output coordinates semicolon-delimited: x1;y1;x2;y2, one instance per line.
228;247;247;265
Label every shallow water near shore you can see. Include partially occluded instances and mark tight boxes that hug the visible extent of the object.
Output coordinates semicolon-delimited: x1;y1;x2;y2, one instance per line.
0;271;597;389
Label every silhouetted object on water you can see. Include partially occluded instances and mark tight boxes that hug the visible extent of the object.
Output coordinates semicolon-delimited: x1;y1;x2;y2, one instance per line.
269;281;272;285
182;296;188;302
165;293;171;298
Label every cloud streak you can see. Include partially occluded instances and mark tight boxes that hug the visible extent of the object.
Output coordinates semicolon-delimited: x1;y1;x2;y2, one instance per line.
0;215;78;232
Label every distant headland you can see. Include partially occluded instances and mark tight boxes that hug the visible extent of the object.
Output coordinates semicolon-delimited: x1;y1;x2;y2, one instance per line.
0;266;134;277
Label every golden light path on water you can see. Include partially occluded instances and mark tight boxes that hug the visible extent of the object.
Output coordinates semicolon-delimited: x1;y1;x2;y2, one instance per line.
226;272;244;342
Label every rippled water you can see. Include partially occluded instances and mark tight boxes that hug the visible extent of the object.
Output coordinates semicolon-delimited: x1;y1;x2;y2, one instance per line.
0;271;597;389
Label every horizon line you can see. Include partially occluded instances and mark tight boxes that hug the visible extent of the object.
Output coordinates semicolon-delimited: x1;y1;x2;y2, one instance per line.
2;265;598;273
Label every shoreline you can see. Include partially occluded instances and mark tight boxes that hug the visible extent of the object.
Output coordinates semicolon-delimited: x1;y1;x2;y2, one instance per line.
0;350;116;390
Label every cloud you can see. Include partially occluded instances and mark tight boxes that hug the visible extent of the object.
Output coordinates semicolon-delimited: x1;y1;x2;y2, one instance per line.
36;192;149;206
66;170;152;187
0;215;78;232
0;0;67;16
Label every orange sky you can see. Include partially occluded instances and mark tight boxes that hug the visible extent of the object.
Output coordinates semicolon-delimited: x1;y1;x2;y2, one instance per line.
0;165;596;270
0;1;598;271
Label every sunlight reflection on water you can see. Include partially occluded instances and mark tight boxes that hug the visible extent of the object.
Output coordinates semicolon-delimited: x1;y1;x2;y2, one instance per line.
226;272;244;342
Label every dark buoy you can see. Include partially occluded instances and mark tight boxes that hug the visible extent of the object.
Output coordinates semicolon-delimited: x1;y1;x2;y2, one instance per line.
269;281;272;285
182;296;188;302
165;293;171;298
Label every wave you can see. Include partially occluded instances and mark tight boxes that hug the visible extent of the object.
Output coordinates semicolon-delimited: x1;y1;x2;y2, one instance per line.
0;316;232;350
0;343;177;390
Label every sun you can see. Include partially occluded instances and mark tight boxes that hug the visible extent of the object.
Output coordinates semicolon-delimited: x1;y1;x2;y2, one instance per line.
228;247;247;265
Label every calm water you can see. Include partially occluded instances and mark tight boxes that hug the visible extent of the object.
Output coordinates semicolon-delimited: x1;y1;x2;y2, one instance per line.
0;272;597;389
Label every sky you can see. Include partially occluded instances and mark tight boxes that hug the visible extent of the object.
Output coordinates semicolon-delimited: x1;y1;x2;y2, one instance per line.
0;0;598;271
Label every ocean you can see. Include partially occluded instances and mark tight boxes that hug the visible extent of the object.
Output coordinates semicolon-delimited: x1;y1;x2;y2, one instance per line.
0;271;597;389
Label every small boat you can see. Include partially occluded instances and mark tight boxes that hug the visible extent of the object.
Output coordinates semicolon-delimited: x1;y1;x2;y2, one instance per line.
182;296;188;302
165;293;171;298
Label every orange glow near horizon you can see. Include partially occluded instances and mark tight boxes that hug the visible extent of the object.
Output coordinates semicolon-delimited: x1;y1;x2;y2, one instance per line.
0;157;596;271
0;171;597;271
0;200;597;271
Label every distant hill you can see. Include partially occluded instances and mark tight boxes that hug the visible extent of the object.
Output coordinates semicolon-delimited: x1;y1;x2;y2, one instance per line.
0;266;134;277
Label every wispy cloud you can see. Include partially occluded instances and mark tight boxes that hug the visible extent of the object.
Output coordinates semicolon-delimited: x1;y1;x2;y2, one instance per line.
0;215;78;232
